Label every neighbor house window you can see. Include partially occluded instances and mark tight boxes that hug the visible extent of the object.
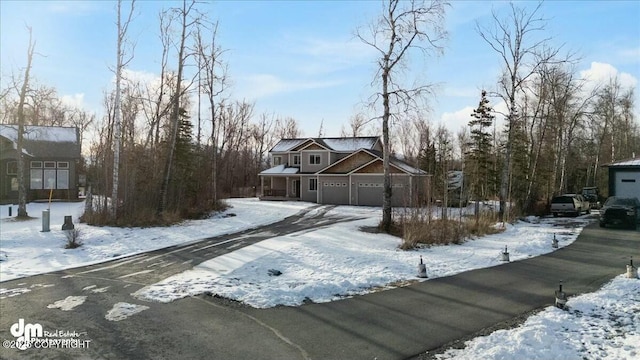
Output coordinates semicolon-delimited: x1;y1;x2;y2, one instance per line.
6;161;17;175
309;178;318;191
30;169;43;189
30;161;69;190
309;154;321;165
293;155;300;166
273;156;282;165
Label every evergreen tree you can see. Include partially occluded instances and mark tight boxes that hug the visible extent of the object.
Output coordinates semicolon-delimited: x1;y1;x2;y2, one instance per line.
468;90;495;203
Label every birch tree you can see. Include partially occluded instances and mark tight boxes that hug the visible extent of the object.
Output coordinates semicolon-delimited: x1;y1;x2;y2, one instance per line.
15;27;36;218
358;0;448;233
111;0;136;219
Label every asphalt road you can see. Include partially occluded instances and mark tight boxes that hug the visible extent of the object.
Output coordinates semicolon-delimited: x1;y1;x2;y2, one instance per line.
0;214;638;360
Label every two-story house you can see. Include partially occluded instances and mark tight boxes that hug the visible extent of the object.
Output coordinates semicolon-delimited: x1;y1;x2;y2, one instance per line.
259;136;429;206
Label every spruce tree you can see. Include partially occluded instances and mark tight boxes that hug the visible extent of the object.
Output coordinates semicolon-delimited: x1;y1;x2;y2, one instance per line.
468;90;495;220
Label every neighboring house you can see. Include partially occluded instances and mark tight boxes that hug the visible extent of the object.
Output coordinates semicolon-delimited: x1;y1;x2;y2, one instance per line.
0;125;81;203
606;156;640;201
259;136;429;206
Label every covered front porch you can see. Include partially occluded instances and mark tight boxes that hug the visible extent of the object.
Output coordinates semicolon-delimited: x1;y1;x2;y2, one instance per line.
259;175;302;201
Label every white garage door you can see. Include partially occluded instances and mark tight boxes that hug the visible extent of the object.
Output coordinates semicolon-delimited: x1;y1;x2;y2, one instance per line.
615;171;640;200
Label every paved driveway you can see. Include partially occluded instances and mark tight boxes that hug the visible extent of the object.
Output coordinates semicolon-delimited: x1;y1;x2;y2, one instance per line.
1;219;638;360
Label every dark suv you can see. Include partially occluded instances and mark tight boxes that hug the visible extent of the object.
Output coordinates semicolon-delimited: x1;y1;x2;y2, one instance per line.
599;197;640;229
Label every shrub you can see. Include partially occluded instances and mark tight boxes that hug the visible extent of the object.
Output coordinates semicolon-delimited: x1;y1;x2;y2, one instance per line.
397;208;504;250
81;198;230;227
64;228;82;249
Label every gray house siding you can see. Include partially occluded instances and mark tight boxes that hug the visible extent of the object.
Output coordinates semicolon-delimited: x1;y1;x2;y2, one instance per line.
300;151;329;173
300;175;318;202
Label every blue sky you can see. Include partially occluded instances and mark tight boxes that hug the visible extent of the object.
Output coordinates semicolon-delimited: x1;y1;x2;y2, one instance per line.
1;0;639;137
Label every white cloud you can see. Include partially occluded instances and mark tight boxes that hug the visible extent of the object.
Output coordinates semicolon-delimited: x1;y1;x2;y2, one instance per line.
579;62;638;91
439;99;508;135
60;93;85;109
287;36;376;76
240;73;344;99
121;69;160;86
439;106;475;132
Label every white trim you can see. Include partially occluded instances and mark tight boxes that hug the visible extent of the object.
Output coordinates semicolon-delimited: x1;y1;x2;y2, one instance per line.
314;148;375;174
298;139;331;152
348;158;412;175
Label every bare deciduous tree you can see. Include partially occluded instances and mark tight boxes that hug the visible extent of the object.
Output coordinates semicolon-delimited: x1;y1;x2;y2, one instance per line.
477;2;564;220
196;19;228;204
111;0;136;219
16;27;36;218
158;0;200;216
358;0;448;232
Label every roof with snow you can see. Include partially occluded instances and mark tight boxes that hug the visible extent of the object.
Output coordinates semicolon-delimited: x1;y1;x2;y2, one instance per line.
259;164;300;175
0;125;80;158
270;136;379;153
606;157;640;167
366;149;427;175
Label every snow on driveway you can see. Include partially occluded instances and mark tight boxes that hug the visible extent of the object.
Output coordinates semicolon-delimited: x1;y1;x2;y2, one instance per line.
134;206;594;308
1;199;637;359
0;198;314;281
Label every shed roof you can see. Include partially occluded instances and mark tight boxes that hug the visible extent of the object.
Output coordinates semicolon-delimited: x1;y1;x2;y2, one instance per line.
0;125;80;158
607;157;640;167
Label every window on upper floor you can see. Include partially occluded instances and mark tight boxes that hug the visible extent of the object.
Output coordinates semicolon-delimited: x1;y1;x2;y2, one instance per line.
273;156;282;165
309;154;321;165
293;154;300;166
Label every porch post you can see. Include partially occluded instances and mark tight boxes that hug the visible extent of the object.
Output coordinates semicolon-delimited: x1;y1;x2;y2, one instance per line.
409;175;413;206
286;176;290;198
261;176;264;197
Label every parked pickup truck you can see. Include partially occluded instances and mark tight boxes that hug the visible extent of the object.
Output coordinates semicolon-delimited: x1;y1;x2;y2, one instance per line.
581;187;601;209
551;194;590;217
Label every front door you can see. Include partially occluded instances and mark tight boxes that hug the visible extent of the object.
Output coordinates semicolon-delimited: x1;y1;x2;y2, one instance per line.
292;180;300;198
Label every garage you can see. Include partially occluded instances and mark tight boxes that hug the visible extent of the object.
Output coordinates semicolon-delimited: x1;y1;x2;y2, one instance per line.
357;182;384;206
607;157;640;201
320;180;349;205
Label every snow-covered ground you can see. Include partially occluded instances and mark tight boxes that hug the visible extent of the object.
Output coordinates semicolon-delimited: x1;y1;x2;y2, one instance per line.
0;199;314;281
435;274;640;360
133;206;594;308
1;199;637;359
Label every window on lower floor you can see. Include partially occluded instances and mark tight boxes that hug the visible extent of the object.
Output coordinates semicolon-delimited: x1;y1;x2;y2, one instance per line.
30;161;70;189
309;178;318;191
6;161;17;175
